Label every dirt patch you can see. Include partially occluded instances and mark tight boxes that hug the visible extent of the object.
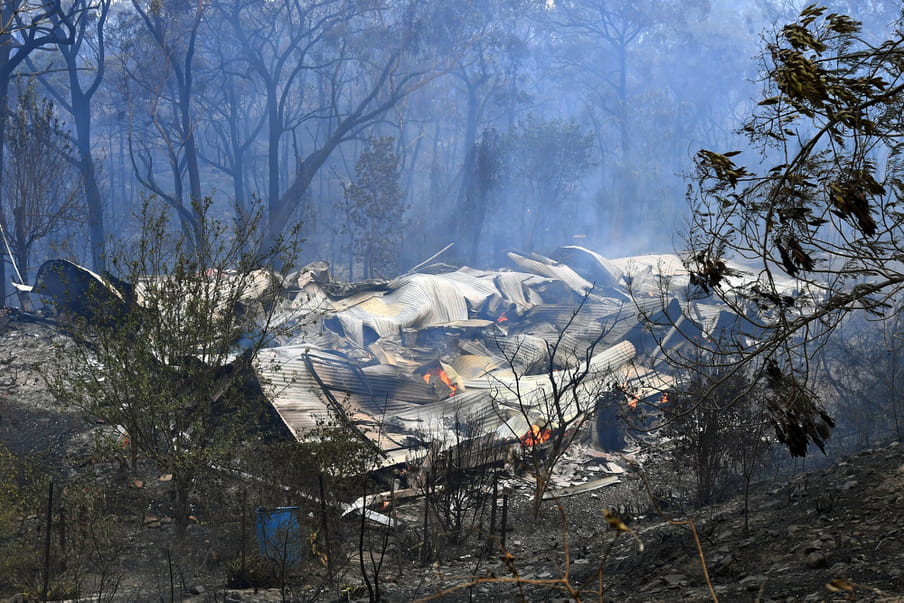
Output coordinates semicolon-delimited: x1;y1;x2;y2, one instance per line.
0;313;85;463
2;310;903;601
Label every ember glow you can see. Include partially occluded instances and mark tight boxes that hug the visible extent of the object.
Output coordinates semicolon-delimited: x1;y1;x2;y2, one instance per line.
521;424;552;447
423;368;457;396
496;311;508;323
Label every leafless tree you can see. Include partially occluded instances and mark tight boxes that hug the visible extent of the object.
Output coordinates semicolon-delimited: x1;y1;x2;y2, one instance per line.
491;291;624;514
415;411;506;548
0;0;81;300
658;347;773;509
28;0;112;272
117;0;208;249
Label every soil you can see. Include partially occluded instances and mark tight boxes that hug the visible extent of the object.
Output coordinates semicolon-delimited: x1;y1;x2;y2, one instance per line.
1;309;903;602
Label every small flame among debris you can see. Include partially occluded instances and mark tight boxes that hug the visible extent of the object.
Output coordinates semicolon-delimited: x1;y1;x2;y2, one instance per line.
621;382;641;409
521;424;551;447
496;311;508;323
423;368;457;396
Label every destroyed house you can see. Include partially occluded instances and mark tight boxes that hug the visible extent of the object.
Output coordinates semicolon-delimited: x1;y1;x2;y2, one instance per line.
22;246;779;474
252;246;772;467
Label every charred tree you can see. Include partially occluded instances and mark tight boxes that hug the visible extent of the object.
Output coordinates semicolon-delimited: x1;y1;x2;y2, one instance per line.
28;0;112;272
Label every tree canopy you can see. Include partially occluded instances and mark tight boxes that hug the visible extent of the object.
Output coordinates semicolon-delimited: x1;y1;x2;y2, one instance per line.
47;198;301;538
686;5;904;454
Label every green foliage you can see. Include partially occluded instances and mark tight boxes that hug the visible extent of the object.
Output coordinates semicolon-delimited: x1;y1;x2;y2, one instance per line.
1;76;82;282
0;445;31;590
46;196;302;537
0;450;124;598
0;445;24;529
302;424;382;479
341;137;405;279
0;445;53;595
257;420;381;507
54;475;129;598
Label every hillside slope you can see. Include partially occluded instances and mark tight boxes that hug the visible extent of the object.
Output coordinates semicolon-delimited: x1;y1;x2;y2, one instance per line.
2;310;903;601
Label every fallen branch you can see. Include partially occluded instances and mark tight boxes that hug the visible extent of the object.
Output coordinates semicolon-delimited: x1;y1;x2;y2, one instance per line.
415;501;618;602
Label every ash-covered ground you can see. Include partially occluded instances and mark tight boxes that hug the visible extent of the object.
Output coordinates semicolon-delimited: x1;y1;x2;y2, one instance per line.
1;310;903;602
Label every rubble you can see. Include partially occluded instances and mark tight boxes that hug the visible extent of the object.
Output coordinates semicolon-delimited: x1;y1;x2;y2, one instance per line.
18;246;776;490
3;280;902;600
251;246;771;478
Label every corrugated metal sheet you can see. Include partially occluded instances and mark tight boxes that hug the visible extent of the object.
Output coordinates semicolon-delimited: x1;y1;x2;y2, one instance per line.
330;273;481;344
464;340;637;437
507;251;593;296
492;271;547;309
450;354;503;379
555;245;620;287
244;247;751;467
606;254;690;296
254;348;333;436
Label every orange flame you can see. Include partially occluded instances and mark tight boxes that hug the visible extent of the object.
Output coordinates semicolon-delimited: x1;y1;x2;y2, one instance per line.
496;311;508;323
423;369;457;396
521;424;551;447
622;382;640;409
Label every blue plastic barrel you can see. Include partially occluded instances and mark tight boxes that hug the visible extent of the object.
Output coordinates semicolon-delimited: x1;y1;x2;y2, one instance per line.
255;506;302;567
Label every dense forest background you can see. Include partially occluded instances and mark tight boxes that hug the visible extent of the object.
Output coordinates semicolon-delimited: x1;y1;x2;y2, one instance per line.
0;0;899;301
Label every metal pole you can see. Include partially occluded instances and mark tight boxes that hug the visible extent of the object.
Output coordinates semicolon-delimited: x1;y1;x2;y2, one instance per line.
0;218;24;284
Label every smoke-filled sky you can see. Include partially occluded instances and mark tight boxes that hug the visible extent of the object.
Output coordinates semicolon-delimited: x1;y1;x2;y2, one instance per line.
0;0;901;298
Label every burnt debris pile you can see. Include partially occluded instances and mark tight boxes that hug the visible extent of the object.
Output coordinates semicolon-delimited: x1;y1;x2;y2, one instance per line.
252;246;764;470
21;246;777;481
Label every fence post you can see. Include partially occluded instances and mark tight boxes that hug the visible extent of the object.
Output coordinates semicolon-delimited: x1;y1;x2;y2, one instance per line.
42;479;54;602
500;493;509;550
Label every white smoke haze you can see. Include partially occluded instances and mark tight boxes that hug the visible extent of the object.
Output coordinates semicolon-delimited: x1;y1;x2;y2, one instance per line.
0;0;899;292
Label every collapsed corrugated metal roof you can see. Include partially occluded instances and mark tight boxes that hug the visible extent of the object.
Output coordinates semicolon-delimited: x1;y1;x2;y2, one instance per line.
249;247;752;465
20;247;752;468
